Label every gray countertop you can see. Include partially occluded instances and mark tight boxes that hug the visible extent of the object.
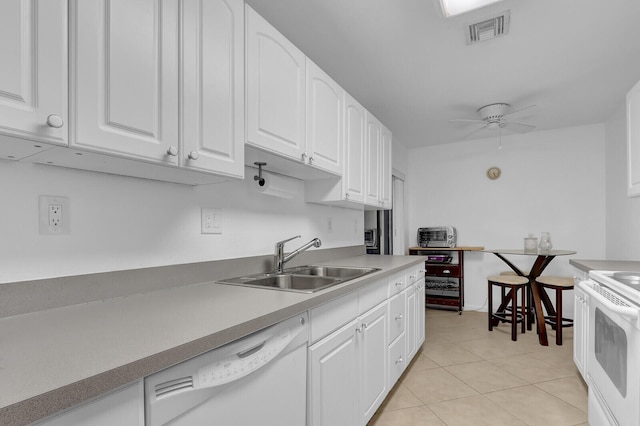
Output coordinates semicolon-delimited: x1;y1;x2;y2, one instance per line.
570;259;640;273
0;253;425;426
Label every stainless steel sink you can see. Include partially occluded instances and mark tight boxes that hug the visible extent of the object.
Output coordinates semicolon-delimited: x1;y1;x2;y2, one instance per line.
216;265;379;293
289;266;377;279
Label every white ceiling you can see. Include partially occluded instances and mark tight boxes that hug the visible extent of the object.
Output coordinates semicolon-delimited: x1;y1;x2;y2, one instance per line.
245;0;640;148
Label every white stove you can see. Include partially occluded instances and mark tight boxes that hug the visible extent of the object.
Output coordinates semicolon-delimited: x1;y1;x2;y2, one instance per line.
578;270;640;426
590;270;640;306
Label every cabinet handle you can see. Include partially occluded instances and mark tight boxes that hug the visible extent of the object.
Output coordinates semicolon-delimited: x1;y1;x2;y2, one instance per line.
301;153;308;163
410;274;416;280
166;146;179;156
395;282;402;287
345;193;350;199
46;114;64;128
395;314;403;320
356;325;363;333
362;323;368;330
395;357;403;365
308;156;314;164
188;151;199;160
442;269;451;274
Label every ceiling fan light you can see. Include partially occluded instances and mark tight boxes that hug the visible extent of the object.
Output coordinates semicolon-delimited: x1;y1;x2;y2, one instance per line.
439;0;505;17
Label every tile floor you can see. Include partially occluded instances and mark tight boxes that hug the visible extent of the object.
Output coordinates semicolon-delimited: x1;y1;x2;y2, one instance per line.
368;308;589;426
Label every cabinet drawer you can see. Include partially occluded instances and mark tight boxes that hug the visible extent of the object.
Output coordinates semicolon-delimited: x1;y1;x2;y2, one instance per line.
387;270;406;296
310;292;358;344
425;264;459;277
388;333;406;385
387;292;405;342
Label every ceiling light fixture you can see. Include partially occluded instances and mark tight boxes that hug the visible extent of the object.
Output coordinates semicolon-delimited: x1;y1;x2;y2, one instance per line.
439;0;505;17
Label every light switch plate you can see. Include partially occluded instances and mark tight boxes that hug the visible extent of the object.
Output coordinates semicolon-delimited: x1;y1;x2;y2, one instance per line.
201;208;222;234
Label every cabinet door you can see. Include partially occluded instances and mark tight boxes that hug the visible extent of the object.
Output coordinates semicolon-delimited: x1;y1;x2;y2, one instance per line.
343;92;366;202
246;5;306;161
627;79;640;197
0;0;67;158
308;319;359;426
38;381;143;426
573;284;588;380
405;283;418;361
359;302;388;425
379;123;392;208
70;0;179;165
416;280;426;347
364;112;381;206
181;0;244;178
306;58;343;175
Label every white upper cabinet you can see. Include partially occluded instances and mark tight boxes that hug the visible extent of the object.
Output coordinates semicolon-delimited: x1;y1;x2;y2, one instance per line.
627;79;640;197
181;0;244;178
306;58;343;175
246;5;306;161
70;0;180;165
0;0;67;160
365;112;381;206
364;112;392;210
343;92;366;202
379;123;392;207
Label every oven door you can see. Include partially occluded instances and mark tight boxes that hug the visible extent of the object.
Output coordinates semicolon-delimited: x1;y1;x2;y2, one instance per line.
581;279;640;426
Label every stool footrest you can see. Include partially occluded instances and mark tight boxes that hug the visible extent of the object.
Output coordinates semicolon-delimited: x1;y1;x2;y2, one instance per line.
491;312;525;324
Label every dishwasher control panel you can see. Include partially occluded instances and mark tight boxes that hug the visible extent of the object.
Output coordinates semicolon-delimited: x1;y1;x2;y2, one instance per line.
196;320;303;388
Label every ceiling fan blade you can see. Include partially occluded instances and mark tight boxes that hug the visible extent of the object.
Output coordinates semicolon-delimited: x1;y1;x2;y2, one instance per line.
503;104;536;118
448;118;485;123
504;122;536;132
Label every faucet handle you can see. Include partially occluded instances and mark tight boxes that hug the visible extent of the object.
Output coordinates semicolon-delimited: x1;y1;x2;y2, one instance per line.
275;235;301;248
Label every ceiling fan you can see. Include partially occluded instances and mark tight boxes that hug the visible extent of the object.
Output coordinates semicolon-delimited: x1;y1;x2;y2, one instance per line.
450;103;537;143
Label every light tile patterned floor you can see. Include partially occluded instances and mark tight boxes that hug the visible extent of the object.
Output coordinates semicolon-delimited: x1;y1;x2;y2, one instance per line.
368;309;589;426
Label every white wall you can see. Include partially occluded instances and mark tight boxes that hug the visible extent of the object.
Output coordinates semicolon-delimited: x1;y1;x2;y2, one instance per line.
0;162;363;283
605;103;640;259
407;124;607;311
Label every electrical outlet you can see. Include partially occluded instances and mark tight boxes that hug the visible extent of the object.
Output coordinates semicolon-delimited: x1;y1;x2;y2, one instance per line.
201;208;222;234
39;196;70;235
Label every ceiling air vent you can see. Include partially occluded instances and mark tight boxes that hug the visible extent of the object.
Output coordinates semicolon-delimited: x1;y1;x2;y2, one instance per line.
466;10;510;45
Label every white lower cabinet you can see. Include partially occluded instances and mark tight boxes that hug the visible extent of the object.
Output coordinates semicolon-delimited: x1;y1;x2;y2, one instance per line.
309;301;387;426
359;302;389;424
309;318;361;426
574;280;588;380
36;381;143;426
405;282;418;361
308;266;425;426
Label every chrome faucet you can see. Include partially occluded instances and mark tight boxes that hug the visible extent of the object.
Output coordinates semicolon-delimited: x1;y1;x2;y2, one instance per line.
274;235;322;273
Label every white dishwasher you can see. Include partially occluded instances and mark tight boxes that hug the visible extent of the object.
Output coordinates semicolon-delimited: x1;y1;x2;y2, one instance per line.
144;313;308;426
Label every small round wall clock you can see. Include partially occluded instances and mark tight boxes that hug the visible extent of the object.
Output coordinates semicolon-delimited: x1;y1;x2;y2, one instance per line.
486;166;501;180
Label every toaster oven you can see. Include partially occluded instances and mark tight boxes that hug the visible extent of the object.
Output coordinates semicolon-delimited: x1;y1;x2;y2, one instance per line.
418;226;457;248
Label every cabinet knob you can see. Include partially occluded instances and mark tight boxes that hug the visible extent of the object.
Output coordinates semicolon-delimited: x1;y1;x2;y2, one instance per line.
308;156;314;164
395;357;403;365
395;282;402;287
395;314;403;320
166;146;179;156
301;153;308;163
345;193;350;199
442;269;451;274
188;150;199;160
46;114;64;128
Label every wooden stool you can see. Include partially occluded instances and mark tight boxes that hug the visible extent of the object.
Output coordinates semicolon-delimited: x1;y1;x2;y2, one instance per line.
536;276;575;345
499;271;534;330
488;275;528;341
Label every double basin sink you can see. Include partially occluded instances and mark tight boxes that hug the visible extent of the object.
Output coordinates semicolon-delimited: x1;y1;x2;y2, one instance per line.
216;265;380;293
